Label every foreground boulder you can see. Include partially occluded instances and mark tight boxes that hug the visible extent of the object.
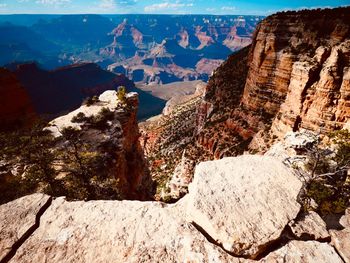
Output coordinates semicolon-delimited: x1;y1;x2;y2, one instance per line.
186;155;303;258
0;155;345;262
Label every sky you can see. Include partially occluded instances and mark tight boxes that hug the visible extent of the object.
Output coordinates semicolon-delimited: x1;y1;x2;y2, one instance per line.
0;0;348;15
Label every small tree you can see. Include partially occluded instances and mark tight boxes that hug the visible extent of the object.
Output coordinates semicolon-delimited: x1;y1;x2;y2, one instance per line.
83;96;100;107
0;122;62;202
303;130;350;215
71;112;88;123
117;86;127;104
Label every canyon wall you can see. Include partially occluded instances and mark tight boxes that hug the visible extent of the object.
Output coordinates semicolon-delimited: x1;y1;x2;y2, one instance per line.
197;7;350;155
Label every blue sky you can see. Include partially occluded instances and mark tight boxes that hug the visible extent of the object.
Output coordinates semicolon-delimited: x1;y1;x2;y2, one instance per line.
0;0;348;15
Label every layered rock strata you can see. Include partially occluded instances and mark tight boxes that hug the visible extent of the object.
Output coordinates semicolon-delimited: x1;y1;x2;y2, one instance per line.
196;7;350;156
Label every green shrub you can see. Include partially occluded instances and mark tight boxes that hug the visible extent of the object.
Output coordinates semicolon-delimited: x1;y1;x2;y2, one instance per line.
71;112;88;123
83;95;100;106
302;130;350;215
86;107;114;130
117;86;127;104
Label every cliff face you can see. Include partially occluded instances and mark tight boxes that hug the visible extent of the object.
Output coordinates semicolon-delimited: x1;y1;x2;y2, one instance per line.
197;7;350;155
0;68;35;131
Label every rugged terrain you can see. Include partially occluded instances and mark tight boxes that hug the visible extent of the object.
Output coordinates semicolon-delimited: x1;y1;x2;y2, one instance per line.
197;7;350;156
1;7;350;263
0;14;262;84
141;6;350;199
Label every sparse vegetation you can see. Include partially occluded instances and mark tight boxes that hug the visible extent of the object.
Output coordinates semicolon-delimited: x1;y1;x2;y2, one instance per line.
83;95;100;106
85;107;114;130
302;130;350;215
0;120;123;204
117;86;127;104
71;112;88;123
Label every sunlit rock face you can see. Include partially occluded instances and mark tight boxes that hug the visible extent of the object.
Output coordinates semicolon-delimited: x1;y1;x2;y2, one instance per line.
196;7;350;156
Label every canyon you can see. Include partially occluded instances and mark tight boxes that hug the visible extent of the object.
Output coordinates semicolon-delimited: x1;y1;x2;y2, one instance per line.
0;6;350;263
0;14;262;85
141;7;350;200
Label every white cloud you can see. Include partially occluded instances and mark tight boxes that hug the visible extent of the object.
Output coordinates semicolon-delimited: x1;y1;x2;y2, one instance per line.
0;3;7;8
98;0;116;9
144;1;193;12
221;6;236;11
206;7;216;12
35;0;71;5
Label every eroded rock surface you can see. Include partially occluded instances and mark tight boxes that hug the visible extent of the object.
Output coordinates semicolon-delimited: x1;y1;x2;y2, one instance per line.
186;155;302;258
46;90;152;199
0;194;51;262
196;7;350;156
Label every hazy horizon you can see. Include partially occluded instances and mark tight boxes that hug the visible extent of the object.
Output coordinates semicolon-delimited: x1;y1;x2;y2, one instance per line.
0;0;348;16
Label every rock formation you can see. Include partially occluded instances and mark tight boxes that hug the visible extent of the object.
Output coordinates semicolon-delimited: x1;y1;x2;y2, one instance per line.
196;7;350;156
45;90;152;200
1;155;346;262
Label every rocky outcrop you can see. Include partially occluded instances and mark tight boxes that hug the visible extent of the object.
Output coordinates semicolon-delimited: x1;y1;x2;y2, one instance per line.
196;7;350;157
1;155;345;262
11;196;237;263
47;90;152;200
0;68;36;131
